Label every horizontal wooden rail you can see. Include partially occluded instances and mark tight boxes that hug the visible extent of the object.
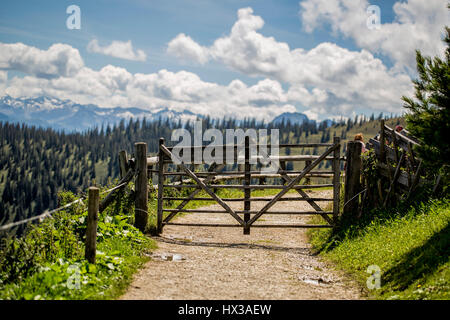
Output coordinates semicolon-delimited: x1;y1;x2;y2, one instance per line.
159;170;335;176
164;143;334;151
210;173;334;180
160;155;345;164
162;196;333;202
162;184;334;189
163;209;333;215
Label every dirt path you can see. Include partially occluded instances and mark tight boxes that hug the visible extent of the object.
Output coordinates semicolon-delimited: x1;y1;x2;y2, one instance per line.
120;189;363;300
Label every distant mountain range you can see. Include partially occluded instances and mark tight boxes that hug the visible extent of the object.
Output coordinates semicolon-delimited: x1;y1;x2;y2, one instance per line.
0;95;200;132
0;95;334;132
271;112;311;125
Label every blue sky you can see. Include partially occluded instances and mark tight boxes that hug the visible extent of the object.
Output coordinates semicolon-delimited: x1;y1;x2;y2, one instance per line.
0;0;448;121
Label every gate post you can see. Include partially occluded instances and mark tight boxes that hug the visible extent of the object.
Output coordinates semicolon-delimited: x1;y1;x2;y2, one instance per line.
134;142;148;232
332;137;341;226
243;136;251;235
85;187;99;264
157;138;165;234
344;141;362;219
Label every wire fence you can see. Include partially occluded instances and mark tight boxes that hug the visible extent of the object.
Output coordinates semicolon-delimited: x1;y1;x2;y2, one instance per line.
0;179;135;232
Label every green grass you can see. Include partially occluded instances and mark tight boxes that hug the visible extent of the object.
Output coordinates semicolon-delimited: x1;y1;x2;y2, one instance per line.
0;187;157;300
308;198;450;300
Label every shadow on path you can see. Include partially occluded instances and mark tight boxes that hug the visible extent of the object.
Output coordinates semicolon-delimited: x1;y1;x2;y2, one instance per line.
153;236;312;255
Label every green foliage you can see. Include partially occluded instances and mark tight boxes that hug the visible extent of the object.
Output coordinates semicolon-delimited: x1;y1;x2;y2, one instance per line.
402;26;450;182
308;197;450;300
0;189;156;300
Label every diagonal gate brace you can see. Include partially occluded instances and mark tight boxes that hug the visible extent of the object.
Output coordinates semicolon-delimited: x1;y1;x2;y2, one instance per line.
160;145;245;226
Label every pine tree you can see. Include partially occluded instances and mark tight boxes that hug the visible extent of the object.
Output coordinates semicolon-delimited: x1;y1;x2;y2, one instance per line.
402;25;450;177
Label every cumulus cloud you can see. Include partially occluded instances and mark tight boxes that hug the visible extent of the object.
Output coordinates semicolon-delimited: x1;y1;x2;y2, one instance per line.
0;42;84;78
4;2;443;121
167;33;210;64
167;7;415;119
87;39;147;62
1;41;297;120
299;0;449;72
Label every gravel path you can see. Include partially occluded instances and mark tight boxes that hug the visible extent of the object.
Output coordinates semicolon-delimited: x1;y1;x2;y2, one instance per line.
120;189;363;300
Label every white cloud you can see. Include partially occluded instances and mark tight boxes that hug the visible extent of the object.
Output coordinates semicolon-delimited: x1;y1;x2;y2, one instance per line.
299;0;449;72
0;42;84;78
167;7;416;119
167;33;210;64
87;39;147;62
0;71;7;95
4;2;443;121
1;42;298;120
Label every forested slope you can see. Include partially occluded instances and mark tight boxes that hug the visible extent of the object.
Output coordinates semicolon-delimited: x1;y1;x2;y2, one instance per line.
0;114;402;236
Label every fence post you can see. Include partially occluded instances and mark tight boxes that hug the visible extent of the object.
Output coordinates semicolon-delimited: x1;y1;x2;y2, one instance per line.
243;136;251;235
379;119;386;162
134;142;148;232
344;141;362;219
85;187;99;264
119;150;128;179
332;137;341;226
157;138;165;234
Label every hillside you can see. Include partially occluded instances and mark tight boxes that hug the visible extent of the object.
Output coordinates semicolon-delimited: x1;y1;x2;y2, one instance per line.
0;114;401;237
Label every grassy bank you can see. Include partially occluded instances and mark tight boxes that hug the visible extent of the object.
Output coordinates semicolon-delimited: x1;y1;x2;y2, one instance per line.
308;198;450;300
0;186;158;300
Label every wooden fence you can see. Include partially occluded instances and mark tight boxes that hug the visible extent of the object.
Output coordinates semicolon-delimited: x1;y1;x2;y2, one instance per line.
64;133;376;263
151;136;343;235
341;119;434;219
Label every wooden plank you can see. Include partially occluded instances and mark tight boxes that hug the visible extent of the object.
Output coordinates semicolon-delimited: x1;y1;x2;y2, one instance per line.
119;150;128;179
162;209;334;215
162;170;335;176
343;141;362;218
369;138;397;162
377;163;410;188
408;160;422;197
165;143;334;151
380;119;386;162
383;153;405;207
157;138;165;233
160;154;344;164
160;144;245;226
252;135;333;225
134;142;148;232
244;136;251;234
163;163;225;224
85;187;99;264
99;168;134;213
247;143;338;226
278;168;333;225
162;197;333;202
147;156;158;166
384;124;420;150
332;136;341;225
162;183;334;190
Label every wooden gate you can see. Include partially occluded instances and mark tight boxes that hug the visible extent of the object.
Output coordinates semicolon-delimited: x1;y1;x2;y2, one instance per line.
155;136;341;234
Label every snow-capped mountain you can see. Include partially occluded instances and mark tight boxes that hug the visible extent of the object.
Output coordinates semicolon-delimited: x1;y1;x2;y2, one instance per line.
271;112;311;125
0;95;201;132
